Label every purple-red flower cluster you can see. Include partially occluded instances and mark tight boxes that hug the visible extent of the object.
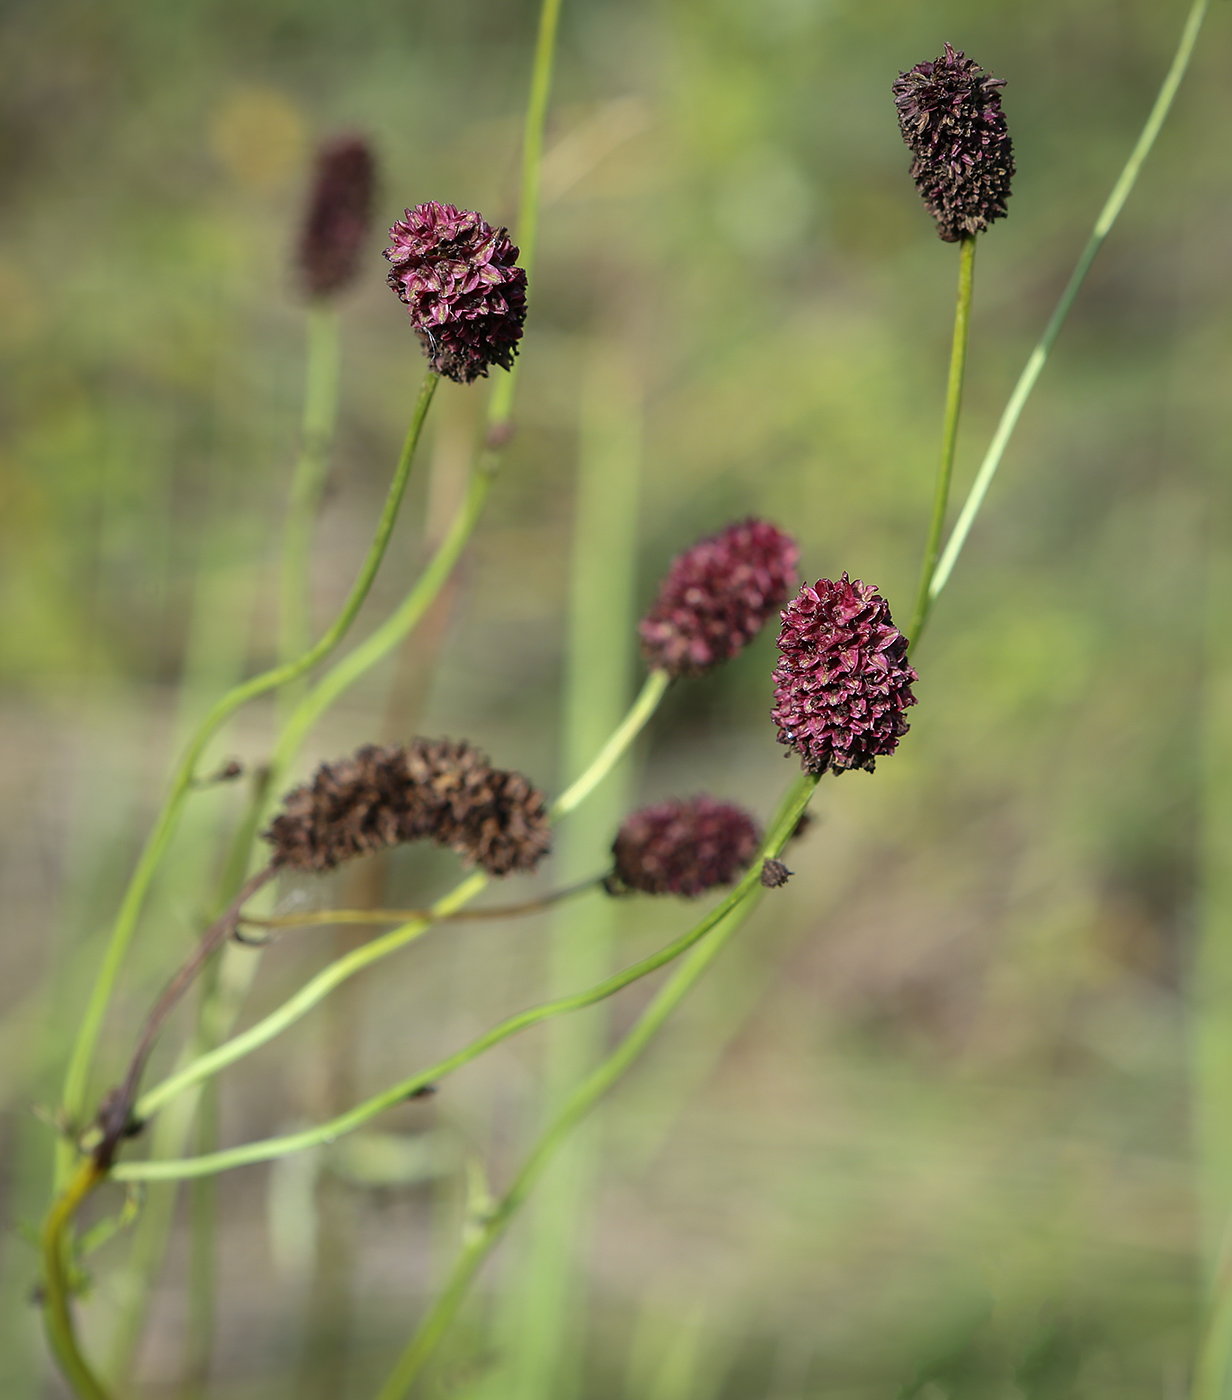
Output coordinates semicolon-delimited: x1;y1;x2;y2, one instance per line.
384;202;527;383
297;136;377;300
609;797;762;897
892;43;1014;242
771;574;917;774
265;739;550;877
639;519;798;678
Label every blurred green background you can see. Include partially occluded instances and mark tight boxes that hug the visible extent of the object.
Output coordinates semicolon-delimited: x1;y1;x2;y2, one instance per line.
1;0;1229;1395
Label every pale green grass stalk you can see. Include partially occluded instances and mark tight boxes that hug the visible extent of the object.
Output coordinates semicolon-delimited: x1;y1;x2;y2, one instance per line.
55;369;438;1186
929;0;1210;604
492;341;643;1400
369;776;819;1399
908;234;975;647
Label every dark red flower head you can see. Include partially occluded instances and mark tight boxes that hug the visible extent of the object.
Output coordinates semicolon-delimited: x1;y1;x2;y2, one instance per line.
771;574;918;774
609;797;762;897
384;202;527;383
298;136;377;300
892;43;1014;242
639;519;798;678
264;738;550;877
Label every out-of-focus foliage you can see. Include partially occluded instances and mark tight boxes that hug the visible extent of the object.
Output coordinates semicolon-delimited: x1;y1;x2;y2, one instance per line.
0;0;1227;1395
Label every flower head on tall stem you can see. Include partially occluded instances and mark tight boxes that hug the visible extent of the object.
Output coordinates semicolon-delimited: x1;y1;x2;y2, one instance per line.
384;202;528;383
893;43;1014;242
297;136;377;300
772;574;918;775
639;519;798;678
265;739;551;876
608;796;762;897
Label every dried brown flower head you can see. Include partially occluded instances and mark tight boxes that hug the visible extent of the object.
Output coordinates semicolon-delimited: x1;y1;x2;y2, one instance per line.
265;739;550;877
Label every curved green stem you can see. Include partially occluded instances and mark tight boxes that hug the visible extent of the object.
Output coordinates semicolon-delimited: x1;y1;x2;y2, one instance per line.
280;303;342;669
371;774;819;1399
57;371;439;1182
929;0;1210;604
551;670;667;818
129;669;666;1126
42;1159;112;1400
908;234;975;648
114;800;800;1186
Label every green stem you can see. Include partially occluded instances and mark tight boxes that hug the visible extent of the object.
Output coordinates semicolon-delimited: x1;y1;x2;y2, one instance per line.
129;671;667;1127
57;371;439;1182
929;0;1210;604
41;1159;112;1400
280;303;342;670
908;234;975;648
551;671;668;820
371;775;819;1399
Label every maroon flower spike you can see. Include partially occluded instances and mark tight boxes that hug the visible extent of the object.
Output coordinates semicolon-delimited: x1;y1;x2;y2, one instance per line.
892;43;1014;242
298;136;377;300
609;797;762;897
384;202;527;384
639;519;798;678
772;574;918;774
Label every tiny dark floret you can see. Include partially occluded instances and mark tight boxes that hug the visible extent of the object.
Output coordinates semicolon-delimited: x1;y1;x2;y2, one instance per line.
384;202;527;384
609;797;762;897
771;574;918;775
639;519;798;678
760;858;792;888
892;43;1014;242
298;136;377;300
264;739;550;876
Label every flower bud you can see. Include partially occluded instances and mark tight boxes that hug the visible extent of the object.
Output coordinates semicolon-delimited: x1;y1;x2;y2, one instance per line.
892;44;1013;242
384;202;527;383
771;575;918;774
298;136;377;299
608;797;762;897
639;519;798;678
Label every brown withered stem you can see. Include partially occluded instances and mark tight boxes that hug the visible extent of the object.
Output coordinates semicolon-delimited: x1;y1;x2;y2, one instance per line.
237;874;606;940
93;865;277;1168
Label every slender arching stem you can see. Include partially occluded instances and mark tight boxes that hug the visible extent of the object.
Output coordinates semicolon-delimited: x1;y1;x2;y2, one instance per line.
929;0;1210;604
130;669;667;1125
56;371;438;1183
41;1159;112;1400
908;233;975;649
369;774;819;1399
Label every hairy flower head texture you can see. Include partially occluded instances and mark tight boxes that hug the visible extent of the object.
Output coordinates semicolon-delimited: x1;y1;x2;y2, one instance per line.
384;202;527;383
298;136;377;300
772;574;918;775
609;797;762;897
639;519;798;678
892;43;1014;242
265;739;550;876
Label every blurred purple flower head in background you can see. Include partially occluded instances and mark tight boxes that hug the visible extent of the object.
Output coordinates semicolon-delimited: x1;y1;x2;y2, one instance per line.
772;574;917;775
297;136;377;300
384;202;527;383
609;796;762;897
639;519;798;678
893;43;1014;242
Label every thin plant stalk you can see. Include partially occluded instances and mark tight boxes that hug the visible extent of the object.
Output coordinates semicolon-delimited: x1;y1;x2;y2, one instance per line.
280;302;342;670
496;340;643;1399
41;1159;111;1400
132;672;667;1125
907;233;975;647
56;369;439;1184
112;786;807;1189
370;775;819;1399
929;0;1210;604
